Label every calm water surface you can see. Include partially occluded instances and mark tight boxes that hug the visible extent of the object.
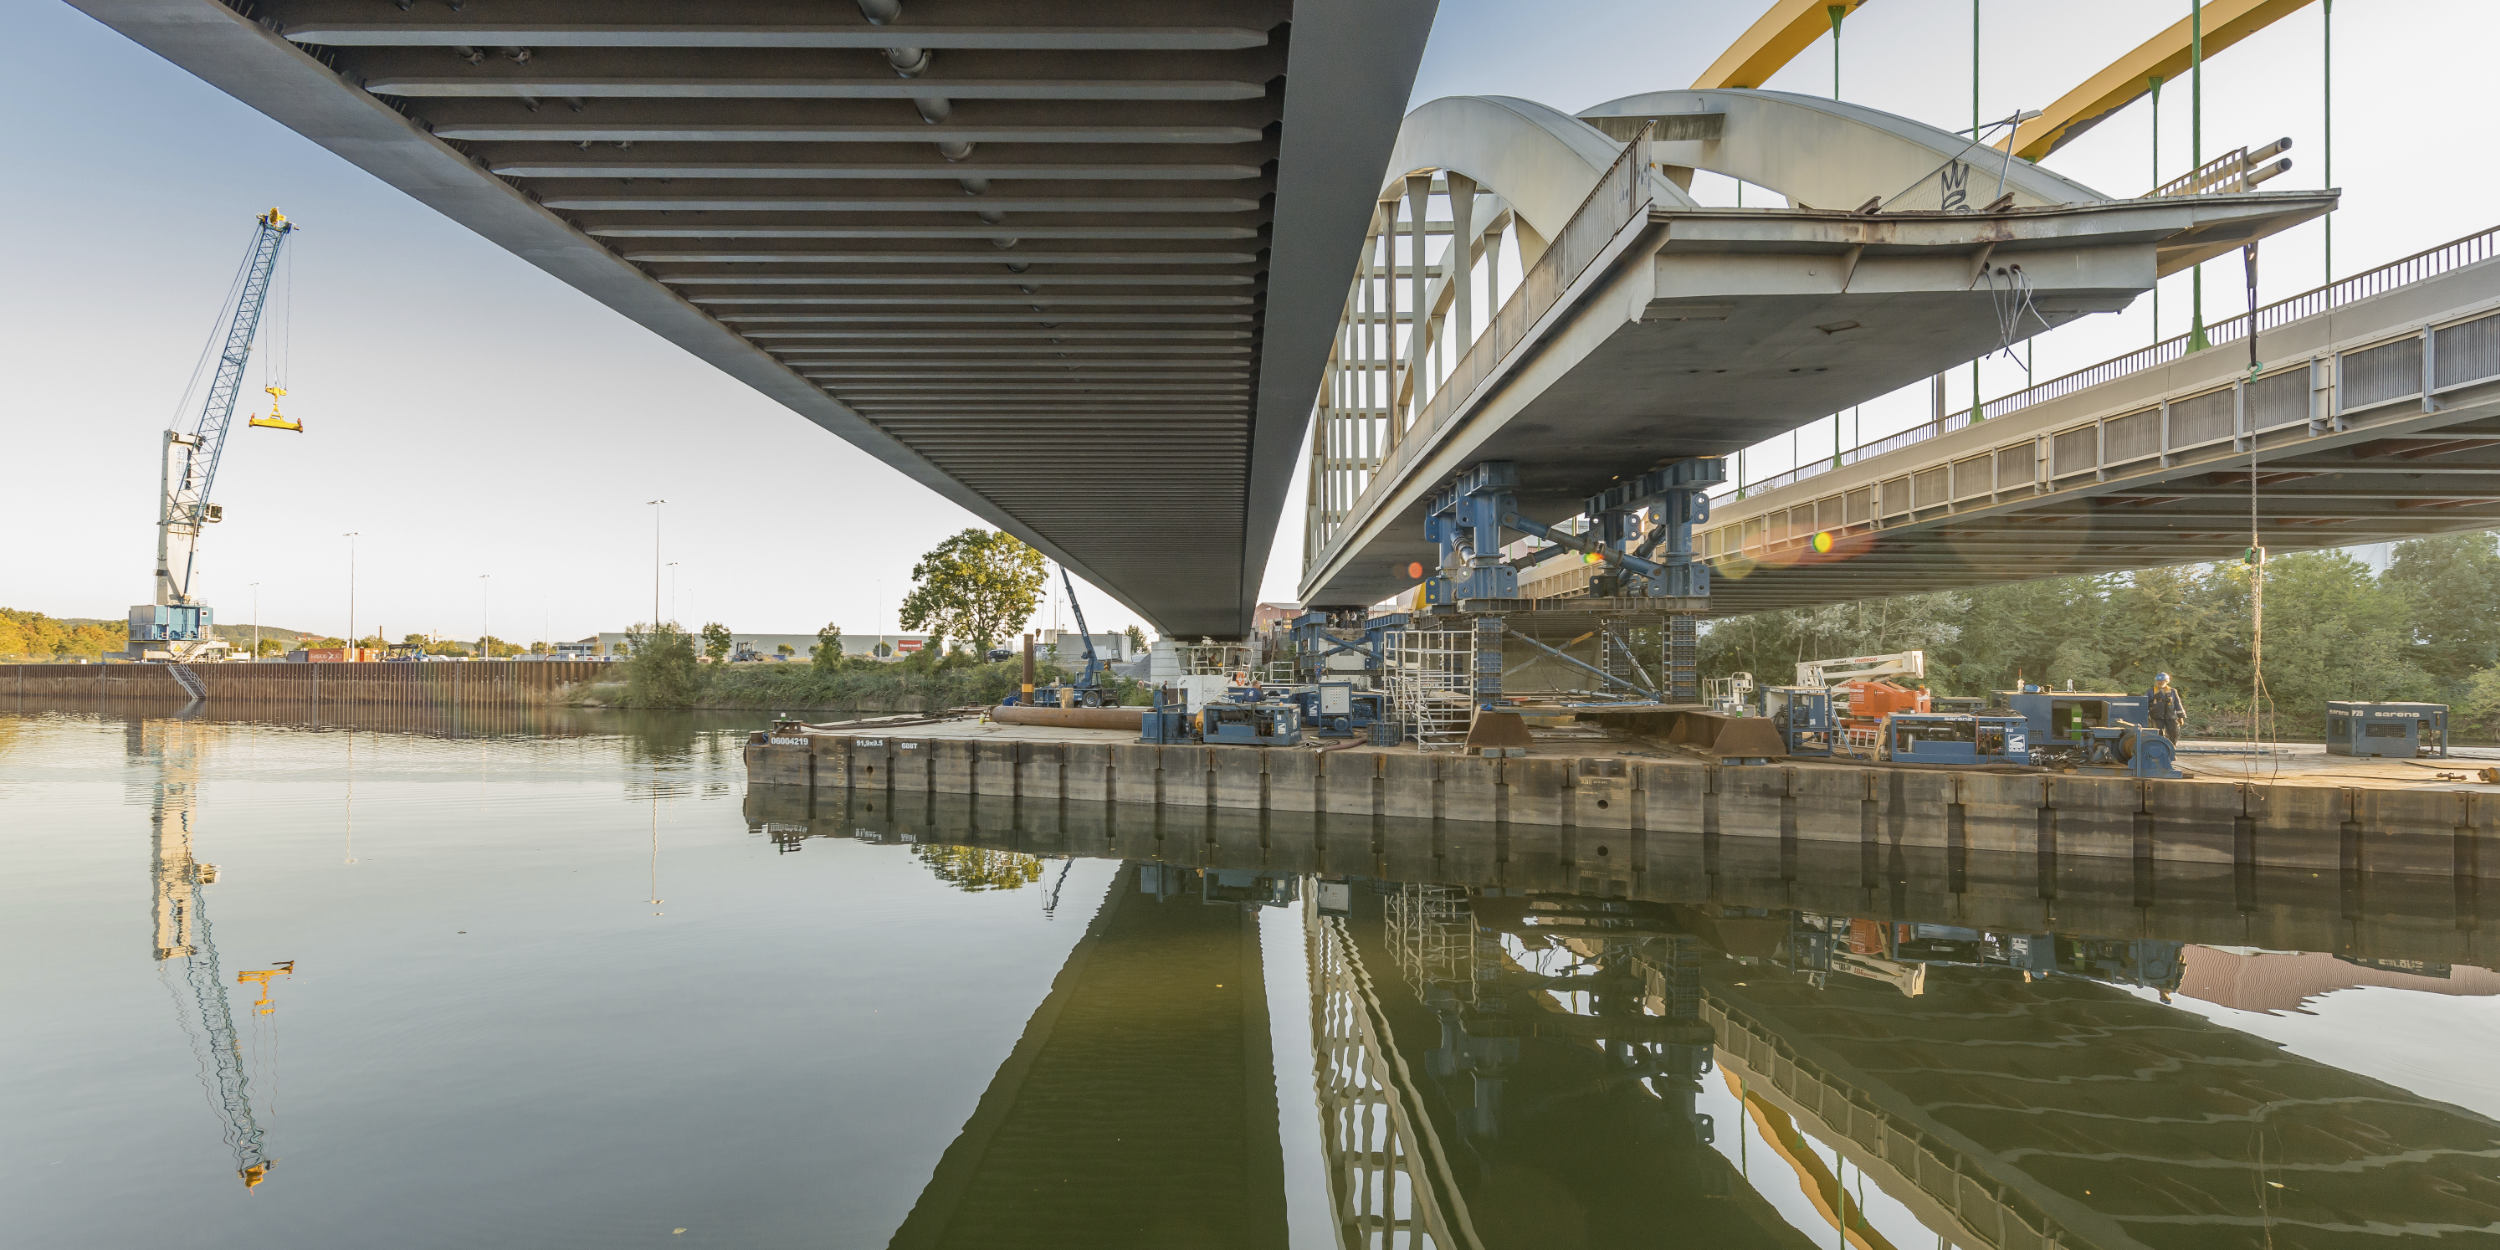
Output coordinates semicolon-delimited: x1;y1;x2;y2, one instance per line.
5;704;2498;1249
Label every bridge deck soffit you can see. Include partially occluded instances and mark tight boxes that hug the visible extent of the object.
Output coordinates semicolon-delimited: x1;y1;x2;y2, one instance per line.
68;0;1442;638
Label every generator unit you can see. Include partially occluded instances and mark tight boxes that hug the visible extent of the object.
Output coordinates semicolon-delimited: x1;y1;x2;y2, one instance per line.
1201;700;1302;747
2001;690;2180;778
1883;713;2032;766
1283;681;1388;738
1758;686;1837;757
2325;701;2450;758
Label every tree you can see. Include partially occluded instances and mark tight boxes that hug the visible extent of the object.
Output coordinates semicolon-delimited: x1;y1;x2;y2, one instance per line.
701;621;733;665
1124;624;1148;652
897;528;1047;654
914;845;1044;892
2460;666;2500;740
775;643;795;658
813;622;846;673
622;621;699;705
2382;532;2500;685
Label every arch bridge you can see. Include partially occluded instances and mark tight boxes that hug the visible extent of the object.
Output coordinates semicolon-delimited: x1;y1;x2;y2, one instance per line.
1296;87;2332;616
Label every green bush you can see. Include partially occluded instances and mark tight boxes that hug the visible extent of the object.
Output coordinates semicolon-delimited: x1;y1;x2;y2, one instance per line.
621;622;700;707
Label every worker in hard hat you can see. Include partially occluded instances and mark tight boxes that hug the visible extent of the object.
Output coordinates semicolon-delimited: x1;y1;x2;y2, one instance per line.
2147;673;2187;744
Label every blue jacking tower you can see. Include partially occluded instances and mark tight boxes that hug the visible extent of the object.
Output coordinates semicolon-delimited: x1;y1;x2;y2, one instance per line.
1413;457;1725;706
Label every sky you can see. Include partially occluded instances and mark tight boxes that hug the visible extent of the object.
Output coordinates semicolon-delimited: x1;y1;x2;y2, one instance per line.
1;0;2489;644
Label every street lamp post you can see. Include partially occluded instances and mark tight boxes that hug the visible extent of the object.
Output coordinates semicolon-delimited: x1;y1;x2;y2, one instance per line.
646;499;667;627
343;532;360;655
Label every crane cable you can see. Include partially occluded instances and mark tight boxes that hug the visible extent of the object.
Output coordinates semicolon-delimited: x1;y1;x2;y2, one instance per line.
2243;242;2280;785
173;220;260;435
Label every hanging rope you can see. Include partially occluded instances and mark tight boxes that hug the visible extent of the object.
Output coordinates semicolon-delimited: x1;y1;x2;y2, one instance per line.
2242;242;2280;782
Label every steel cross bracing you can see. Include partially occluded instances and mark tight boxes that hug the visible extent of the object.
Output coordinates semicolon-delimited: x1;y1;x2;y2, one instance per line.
73;0;1440;638
1699;227;2500;614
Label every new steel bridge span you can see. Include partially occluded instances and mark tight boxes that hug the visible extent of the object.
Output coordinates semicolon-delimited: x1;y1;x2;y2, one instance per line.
1293;87;2331;611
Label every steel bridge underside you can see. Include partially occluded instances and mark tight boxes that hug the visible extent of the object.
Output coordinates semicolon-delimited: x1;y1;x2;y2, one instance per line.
69;0;1439;638
1696;250;2500;614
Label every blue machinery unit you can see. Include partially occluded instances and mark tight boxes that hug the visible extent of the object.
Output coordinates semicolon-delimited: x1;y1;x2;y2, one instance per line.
1759;687;1837;757
1138;685;1194;744
1200;700;1302;747
2325;701;2450;758
1884;713;2033;766
1283;681;1387;738
1139;685;1309;747
2000;690;2182;779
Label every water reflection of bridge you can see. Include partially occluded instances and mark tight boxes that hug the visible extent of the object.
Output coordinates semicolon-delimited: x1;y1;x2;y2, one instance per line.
765;787;2500;1250
883;866;1288;1250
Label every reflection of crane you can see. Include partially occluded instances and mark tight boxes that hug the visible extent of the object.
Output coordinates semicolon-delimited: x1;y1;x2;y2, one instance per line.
127;208;300;661
139;720;290;1189
1039;857;1073;919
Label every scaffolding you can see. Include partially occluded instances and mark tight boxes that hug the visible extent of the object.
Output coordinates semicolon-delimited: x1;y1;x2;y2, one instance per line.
1177;641;1252;677
1387;883;1478;1007
1386;630;1474;750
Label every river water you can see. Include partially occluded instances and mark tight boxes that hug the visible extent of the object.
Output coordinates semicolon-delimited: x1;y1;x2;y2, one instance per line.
4;704;2497;1249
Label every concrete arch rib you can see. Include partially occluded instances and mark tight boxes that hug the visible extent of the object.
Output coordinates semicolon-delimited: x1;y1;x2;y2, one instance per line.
1579;89;2108;212
1382;95;1695;242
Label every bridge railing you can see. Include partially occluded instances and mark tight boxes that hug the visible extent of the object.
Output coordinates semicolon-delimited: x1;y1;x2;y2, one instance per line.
1732;223;2500;498
1312;129;1658;559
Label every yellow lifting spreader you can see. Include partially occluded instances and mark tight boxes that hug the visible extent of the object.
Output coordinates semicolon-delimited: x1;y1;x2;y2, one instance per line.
246;385;301;433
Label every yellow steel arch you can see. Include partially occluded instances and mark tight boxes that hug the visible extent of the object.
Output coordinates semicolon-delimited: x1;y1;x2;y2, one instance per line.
1692;0;1873;90
2005;0;2317;161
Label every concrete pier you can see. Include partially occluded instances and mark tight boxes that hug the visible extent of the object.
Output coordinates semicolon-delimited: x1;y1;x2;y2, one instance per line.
746;721;2500;882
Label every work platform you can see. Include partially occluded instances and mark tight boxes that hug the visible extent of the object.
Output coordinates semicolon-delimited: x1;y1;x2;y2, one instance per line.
747;717;2500;881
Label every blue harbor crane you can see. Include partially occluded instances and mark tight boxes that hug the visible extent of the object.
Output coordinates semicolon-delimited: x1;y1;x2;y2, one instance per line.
128;208;300;661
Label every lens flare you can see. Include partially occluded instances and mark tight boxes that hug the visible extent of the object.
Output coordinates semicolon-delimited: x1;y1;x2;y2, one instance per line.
1812;530;1835;554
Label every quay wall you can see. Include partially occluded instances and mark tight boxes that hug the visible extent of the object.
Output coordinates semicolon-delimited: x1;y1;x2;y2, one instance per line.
750;785;2499;964
747;731;2500;882
3;661;609;708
